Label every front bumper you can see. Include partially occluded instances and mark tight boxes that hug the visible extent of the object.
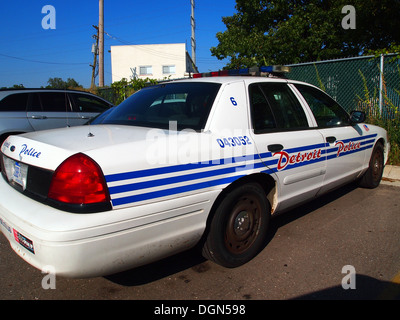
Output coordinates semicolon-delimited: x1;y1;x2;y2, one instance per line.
0;176;213;278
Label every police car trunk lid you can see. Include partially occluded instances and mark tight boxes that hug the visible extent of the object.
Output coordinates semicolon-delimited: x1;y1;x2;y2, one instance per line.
1;125;155;171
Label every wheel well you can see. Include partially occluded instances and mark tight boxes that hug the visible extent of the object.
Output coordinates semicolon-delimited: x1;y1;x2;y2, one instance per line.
375;138;388;164
226;173;276;201
207;173;277;224
198;172;277;250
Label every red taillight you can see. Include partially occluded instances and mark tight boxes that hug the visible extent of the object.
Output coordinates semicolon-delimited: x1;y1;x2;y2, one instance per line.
48;153;110;205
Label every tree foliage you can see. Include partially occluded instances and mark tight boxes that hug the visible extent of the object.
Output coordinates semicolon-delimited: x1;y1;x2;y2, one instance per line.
0;84;25;89
46;77;82;89
211;0;400;68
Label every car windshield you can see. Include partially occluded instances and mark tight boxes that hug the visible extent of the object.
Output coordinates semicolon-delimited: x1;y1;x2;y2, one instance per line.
96;82;221;131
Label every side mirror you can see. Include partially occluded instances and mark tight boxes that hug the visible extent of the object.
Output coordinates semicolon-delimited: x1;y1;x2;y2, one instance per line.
350;110;366;124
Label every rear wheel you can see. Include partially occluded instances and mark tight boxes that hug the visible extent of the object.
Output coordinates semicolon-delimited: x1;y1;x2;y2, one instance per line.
202;183;270;268
359;142;384;189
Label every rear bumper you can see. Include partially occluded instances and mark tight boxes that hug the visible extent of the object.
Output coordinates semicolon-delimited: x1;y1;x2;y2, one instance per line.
0;176;214;278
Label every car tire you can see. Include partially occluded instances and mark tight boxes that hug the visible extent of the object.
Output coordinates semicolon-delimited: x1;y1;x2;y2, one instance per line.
358;142;384;189
202;183;270;268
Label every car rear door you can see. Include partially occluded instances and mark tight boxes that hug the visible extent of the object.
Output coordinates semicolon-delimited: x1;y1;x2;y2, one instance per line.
0;92;34;136
27;91;82;131
292;83;368;193
248;81;327;212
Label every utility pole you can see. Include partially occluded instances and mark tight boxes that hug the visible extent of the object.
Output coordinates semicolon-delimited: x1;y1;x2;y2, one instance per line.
90;25;99;89
191;0;196;67
99;0;104;87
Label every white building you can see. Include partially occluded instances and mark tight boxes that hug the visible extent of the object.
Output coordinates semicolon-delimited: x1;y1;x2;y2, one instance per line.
110;43;198;83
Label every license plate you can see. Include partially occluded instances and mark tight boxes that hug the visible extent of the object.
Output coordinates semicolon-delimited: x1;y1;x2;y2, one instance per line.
12;161;28;190
3;156;28;191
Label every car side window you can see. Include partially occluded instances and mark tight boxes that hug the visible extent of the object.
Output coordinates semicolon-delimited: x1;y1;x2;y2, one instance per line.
39;92;70;112
250;83;309;133
249;84;276;132
0;93;29;111
70;93;110;113
294;84;350;127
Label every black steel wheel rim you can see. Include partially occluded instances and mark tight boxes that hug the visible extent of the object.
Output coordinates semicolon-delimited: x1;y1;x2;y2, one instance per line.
224;194;262;254
372;148;383;183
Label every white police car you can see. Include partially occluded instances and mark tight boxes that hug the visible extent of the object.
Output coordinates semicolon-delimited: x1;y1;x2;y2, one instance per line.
0;67;390;277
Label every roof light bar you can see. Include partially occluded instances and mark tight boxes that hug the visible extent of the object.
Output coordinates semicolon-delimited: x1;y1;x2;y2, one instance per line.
192;65;290;78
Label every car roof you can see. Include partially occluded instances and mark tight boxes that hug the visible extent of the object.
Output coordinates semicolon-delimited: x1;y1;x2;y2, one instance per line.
170;76;287;84
167;75;318;89
0;88;95;93
0;88;112;103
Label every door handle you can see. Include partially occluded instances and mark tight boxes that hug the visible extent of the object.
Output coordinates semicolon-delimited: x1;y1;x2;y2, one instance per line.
326;136;336;144
268;144;284;153
31;115;47;119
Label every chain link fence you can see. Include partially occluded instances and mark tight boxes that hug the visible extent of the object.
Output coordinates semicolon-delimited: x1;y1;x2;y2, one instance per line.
287;54;400;119
287;54;400;164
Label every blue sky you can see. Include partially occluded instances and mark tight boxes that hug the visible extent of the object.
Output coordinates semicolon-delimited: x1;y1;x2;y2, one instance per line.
0;0;237;88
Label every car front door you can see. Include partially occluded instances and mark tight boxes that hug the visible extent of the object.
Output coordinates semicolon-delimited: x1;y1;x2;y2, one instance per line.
293;83;368;194
248;82;327;212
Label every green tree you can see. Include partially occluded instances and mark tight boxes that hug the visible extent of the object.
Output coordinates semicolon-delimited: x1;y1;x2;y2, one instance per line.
0;84;25;89
46;77;82;89
211;0;400;69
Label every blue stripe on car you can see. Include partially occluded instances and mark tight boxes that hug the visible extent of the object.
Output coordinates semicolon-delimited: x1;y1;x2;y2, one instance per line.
106;134;377;207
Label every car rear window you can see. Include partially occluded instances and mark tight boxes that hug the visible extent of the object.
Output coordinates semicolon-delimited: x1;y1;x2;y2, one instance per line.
0;93;29;111
98;82;221;131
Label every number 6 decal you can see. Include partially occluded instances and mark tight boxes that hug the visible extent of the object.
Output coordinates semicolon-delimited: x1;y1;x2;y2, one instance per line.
230;97;237;106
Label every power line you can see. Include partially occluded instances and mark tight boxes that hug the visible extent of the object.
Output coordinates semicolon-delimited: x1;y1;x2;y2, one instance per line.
104;30;193;63
0;53;88;65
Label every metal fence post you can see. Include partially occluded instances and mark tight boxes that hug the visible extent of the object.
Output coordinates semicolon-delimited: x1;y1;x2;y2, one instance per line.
379;54;384;115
